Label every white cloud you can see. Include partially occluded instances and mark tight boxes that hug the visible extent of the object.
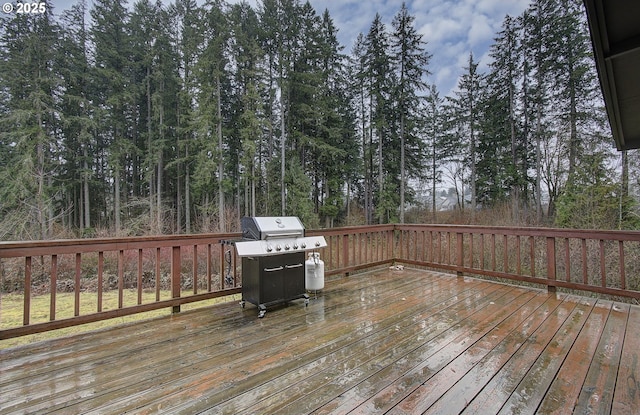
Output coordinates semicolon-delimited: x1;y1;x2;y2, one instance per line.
419;18;463;44
467;13;494;47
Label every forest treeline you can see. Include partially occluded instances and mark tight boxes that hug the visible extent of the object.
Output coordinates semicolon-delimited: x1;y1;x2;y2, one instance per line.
0;0;637;240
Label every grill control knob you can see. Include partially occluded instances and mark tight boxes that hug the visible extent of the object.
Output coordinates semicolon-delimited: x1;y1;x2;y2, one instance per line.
284;244;290;250
315;241;321;247
276;244;282;251
293;243;299;249
266;245;273;252
301;242;307;249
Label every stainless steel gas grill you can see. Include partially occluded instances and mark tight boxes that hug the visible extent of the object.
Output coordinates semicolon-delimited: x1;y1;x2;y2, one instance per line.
234;216;327;318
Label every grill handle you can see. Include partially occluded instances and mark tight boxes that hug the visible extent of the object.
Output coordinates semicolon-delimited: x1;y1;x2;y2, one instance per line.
285;263;303;269
264;266;284;272
264;232;302;238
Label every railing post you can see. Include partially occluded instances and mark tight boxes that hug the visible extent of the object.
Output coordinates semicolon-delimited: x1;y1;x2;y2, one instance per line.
172;246;181;313
456;232;464;277
546;237;557;293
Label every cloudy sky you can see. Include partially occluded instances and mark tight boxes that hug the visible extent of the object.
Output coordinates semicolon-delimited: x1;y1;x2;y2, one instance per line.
47;0;532;95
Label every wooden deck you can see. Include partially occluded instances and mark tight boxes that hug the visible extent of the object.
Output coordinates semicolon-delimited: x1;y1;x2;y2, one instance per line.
1;267;639;414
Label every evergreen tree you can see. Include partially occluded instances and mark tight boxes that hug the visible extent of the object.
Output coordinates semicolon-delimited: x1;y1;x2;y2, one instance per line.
390;2;430;223
169;0;202;233
259;0;304;215
552;0;598;181
363;14;393;223
555;151;635;229
192;0;229;232
521;0;558;222
484;15;527;216
448;53;483;212
0;1;61;239
90;0;132;234
59;0;95;233
228;1;266;218
128;0;161;232
351;33;374;224
423;85;446;221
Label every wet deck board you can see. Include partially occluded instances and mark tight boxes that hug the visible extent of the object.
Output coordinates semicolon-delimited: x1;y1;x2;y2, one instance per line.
1;268;639;414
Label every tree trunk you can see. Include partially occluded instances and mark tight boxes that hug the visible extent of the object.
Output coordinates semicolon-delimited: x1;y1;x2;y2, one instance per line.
185;157;191;233
378;122;383;224
115;168;121;234
217;75;225;232
147;65;154;229
280;86;286;216
83;145;91;230
432;136;437;223
510;75;519;222
400;112;405;223
157;149;163;233
535;112;542;223
176;160;182;234
620;150;628;228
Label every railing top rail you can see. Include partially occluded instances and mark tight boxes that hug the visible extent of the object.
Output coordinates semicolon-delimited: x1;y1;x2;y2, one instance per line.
394;224;640;241
0;232;242;258
307;224;395;236
4;223;640;258
0;225;398;258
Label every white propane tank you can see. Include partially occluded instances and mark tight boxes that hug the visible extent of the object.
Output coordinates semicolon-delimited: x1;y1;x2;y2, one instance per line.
305;252;325;291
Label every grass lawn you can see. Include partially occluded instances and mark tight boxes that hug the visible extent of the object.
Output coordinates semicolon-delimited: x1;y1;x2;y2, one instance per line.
0;291;241;350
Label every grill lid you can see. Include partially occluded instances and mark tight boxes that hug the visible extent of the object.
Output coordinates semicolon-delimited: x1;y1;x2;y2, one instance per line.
241;216;304;240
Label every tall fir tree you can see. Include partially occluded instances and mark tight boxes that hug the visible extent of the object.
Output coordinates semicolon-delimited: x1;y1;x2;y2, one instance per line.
364;13;394;223
59;0;95;233
423;85;446;221
228;1;265;218
169;0;202;233
90;0;132;234
192;0;229;232
0;1;61;239
485;15;528;218
448;53;483;212
390;2;430;223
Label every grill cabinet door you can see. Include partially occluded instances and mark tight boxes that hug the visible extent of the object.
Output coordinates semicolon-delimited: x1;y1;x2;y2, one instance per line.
261;259;285;304
283;259;305;300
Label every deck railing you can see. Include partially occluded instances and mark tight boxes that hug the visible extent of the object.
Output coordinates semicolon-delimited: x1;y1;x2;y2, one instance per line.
2;224;640;340
395;224;640;301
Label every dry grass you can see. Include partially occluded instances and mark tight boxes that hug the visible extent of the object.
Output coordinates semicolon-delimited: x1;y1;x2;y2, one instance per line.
0;291;241;350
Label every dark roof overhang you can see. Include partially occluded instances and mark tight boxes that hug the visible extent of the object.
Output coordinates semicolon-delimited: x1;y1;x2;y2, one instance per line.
584;0;640;150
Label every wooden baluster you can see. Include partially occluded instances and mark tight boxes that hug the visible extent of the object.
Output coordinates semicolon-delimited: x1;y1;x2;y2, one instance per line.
619;241;626;290
547;237;557;293
98;252;104;312
172;246;181;313
118;250;124;309
138;249;143;305
75;253;81;316
24;256;31;326
155;248;160;302
50;254;57;321
193;245;198;295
